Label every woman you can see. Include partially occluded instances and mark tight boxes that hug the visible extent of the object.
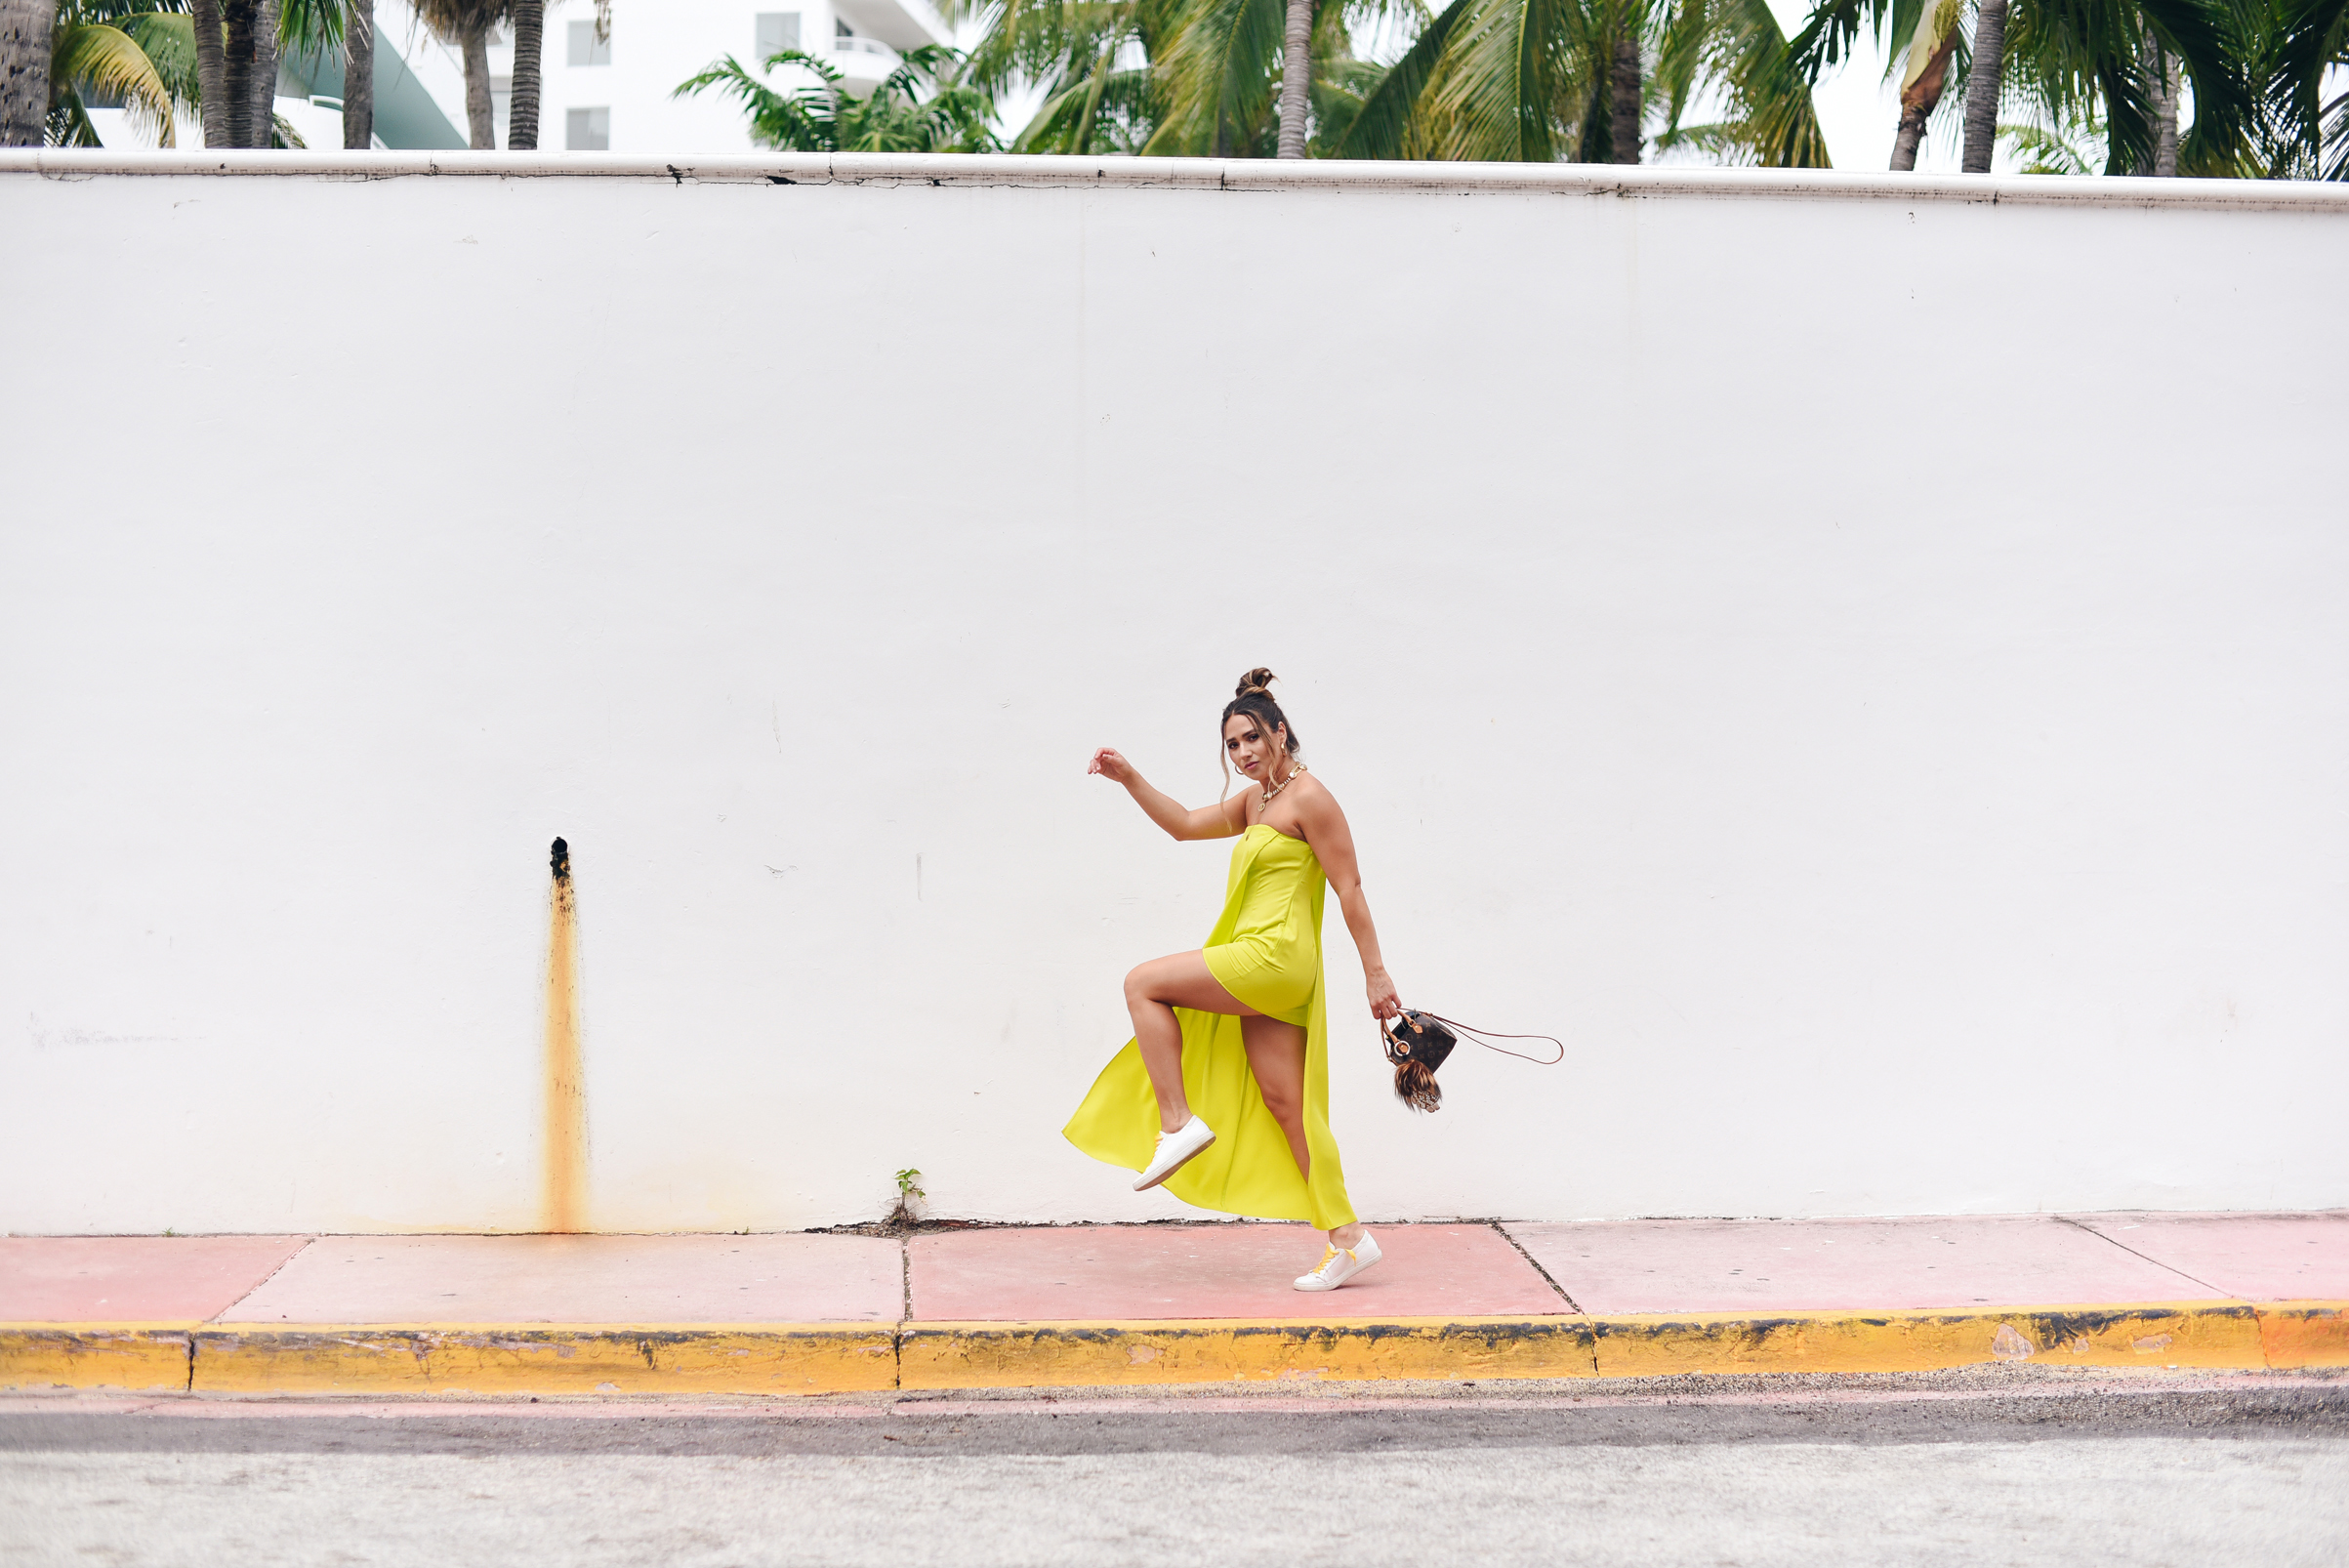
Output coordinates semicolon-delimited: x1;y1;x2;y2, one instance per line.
1065;669;1401;1291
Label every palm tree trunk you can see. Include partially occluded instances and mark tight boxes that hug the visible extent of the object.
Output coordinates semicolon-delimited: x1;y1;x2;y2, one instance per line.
2135;39;2178;176
2153;69;2178;175
1276;0;1311;157
1610;33;1641;163
0;0;54;146
342;0;372;148
1958;0;2007;173
462;22;493;147
223;0;255;147
508;0;543;149
1890;103;1928;169
1889;15;1958;171
190;0;229;146
247;0;280;146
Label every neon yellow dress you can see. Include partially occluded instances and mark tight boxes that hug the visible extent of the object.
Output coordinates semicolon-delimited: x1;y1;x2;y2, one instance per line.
1064;824;1357;1230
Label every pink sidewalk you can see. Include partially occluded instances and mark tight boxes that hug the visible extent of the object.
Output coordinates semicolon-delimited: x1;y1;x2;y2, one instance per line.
5;1212;2344;1326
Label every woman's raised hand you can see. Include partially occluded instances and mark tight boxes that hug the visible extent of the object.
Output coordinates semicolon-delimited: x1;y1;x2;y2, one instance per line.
1089;747;1135;784
1365;967;1402;1021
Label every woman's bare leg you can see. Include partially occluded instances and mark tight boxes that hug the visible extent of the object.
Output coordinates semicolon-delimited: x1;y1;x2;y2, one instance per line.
1240;1016;1365;1249
1123;952;1258;1135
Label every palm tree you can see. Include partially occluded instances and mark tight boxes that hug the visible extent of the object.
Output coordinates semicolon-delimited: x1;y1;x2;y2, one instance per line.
216;0;280;147
3;0;57;144
505;0;536;147
1794;0;2250;175
186;0;222;140
1147;0;1450;156
675;44;1000;152
1334;0;1826;164
341;0;368;146
936;0;1173;152
411;0;501;147
26;0;345;147
1144;0;1311;155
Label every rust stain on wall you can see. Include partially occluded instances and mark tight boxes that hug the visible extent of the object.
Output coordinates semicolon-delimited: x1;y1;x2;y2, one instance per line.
541;837;588;1232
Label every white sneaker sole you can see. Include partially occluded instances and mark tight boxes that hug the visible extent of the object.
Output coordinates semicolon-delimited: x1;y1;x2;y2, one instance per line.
1133;1131;1216;1192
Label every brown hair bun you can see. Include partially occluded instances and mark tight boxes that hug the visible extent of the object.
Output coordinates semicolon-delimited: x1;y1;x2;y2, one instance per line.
1235;667;1277;699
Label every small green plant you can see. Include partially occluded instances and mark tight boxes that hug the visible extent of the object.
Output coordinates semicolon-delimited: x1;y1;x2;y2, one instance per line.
886;1168;925;1232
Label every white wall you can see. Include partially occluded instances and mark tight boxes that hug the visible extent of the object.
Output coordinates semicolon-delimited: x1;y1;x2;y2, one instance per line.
3;153;2344;1236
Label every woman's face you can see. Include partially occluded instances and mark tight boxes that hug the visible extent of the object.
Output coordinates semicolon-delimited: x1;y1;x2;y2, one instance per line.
1224;713;1287;783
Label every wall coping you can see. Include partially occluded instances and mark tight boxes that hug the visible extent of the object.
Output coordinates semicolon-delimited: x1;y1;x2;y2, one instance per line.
5;148;2347;214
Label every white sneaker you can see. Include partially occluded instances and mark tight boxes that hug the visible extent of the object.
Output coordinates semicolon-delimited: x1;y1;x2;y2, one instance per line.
1294;1231;1381;1291
1133;1115;1216;1191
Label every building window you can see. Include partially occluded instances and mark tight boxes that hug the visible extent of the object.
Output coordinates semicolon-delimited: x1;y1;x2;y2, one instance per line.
566;106;610;149
567;21;611;66
836;17;853;36
756;13;801;57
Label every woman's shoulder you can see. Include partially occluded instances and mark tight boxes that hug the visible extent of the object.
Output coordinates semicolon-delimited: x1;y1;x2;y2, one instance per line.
1297;767;1339;805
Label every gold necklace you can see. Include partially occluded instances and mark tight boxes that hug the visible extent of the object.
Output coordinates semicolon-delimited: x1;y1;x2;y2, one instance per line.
1259;761;1306;807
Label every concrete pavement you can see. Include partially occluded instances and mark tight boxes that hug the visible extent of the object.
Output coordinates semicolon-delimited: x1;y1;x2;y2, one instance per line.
5;1375;2346;1567
4;1212;2344;1394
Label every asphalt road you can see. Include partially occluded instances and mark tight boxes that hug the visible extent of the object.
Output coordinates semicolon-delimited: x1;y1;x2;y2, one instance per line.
4;1374;2345;1567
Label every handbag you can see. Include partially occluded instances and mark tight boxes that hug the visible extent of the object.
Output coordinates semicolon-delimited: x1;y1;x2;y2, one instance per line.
1381;1009;1563;1113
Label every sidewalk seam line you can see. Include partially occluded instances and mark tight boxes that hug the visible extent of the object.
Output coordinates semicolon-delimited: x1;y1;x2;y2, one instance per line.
1489;1221;1583;1313
2053;1216;2235;1300
209;1236;318;1324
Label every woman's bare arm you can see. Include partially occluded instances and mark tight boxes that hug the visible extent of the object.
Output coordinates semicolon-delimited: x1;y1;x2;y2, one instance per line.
1292;785;1401;1020
1089;748;1246;841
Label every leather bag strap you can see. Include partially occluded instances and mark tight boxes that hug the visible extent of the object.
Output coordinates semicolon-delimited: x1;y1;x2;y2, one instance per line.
1406;1011;1565;1066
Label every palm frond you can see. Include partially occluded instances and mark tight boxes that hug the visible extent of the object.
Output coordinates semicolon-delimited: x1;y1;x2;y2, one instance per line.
675;52;843;149
2130;0;2254;168
1999;114;2102;169
1421;0;1584;161
1147;0;1287;154
120;13;201;111
2266;0;2349;165
53;21;180;145
275;0;343;51
1787;0;1913;78
47;91;106;146
678;45;1002;152
1661;0;1831;166
1329;0;1471;154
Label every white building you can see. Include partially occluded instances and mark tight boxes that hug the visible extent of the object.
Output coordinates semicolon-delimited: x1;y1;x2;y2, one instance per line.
344;0;953;154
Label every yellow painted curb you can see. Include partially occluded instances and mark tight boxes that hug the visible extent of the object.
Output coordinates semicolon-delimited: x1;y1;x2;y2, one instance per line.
14;1300;2335;1398
192;1323;899;1396
898;1317;1599;1389
2255;1302;2349;1369
1588;1301;2267;1377
1;1325;195;1392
